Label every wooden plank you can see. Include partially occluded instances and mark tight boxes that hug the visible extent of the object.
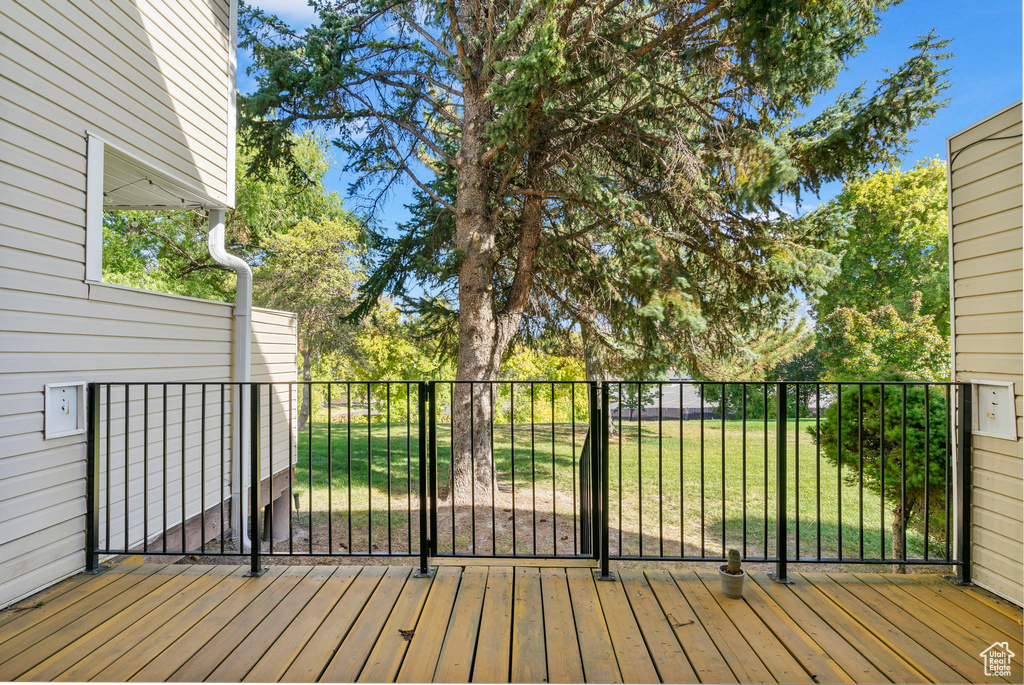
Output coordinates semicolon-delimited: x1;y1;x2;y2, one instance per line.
693;571;811;683
747;572;887;684
0;565;171;680
128;565;288;682
773;574;928;683
395;566;462;683
0;571;96;630
317;566;413;682
619;569;698;683
539;568;585;683
433;557;598;567
911;575;1023;643
207;566;336;681
0;564;143;648
357;569;436;682
243;566;362;683
16;565;212;681
471;566;514;684
804;573;973;684
595;571;660;683
871;574;1024;668
510;567;547;683
672;571;775;684
565;568;622;684
643;570;733;683
280;566;389;682
52;566;242;682
732;573;851;684
434;566;489;683
963;584;1024;621
167;566;313;681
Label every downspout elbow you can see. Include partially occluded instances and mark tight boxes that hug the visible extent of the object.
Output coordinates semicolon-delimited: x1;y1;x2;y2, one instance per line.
208;209;252;552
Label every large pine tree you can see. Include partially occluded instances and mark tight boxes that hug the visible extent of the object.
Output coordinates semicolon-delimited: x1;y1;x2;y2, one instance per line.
241;0;949;497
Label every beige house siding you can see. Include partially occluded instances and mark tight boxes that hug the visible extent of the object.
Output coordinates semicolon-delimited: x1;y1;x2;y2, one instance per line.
1;0;233;205
948;101;1024;606
0;0;301;610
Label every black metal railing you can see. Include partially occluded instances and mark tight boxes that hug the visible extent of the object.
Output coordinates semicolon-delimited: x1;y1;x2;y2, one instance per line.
86;379;971;582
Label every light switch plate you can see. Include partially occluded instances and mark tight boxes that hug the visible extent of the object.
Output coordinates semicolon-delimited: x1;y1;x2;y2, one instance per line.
972;381;1018;441
44;382;86;439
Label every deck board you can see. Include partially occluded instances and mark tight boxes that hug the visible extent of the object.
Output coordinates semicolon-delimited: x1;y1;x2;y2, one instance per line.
3;562;1020;684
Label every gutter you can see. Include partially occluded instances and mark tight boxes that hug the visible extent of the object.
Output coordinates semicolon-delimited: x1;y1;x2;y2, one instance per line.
208;209;252;553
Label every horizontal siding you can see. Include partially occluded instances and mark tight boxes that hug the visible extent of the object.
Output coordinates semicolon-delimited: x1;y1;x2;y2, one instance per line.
950;102;1024;606
1;0;232;202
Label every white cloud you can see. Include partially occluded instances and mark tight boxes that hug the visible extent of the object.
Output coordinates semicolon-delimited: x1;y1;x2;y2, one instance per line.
248;0;318;27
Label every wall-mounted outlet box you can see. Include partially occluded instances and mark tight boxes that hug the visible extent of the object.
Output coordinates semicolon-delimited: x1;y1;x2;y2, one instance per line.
972;381;1018;441
44;382;86;439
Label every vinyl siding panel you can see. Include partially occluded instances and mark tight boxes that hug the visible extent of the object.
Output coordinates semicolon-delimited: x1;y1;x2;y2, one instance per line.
0;0;284;609
949;102;1024;606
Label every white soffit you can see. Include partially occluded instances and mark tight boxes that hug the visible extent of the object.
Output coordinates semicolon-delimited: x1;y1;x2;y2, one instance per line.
103;147;218;210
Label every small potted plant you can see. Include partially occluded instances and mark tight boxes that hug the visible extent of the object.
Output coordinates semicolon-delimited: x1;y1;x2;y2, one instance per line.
718;549;745;598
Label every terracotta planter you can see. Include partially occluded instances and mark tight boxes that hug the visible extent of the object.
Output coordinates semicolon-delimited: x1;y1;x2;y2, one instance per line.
718;565;745;599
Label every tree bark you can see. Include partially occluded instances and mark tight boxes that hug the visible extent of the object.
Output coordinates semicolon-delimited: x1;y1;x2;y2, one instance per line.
449;83;499;503
298;346;313;433
890;502;914;574
582;326;617;438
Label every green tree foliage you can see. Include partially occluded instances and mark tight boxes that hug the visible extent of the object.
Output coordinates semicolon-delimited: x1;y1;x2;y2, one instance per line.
820;292;950;382
240;0;950;493
812;159;951;380
812;380;953;568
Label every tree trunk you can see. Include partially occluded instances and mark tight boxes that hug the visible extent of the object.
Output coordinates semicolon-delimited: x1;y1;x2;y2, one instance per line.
449;84;499;504
298;349;313;433
582;326;617;438
890;502;914;574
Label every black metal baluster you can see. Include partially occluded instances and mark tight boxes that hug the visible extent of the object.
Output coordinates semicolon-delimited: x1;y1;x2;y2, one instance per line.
307;382;313;554
200;384;205;553
219;384;224;555
428;381;438;556
618;383;623;557
367;383;373;553
328;384;333;552
902;385;907;562
720;382;726;558
348;383;352;553
837;384;843;560
552;382;556;556
470;382;476;554
387;383;392;555
145;384;150;557
407;384;412;552
181;384;186;555
511;383;516;555
858;384;864;560
571;382;577;556
491;383;496;554
680;382;685;559
880;384;885;560
700;383;705;558
162;385;167;554
106;384;111;554
450;383;455;554
924;384;931;561
742;384;747;560
531;383;537;555
268;385;274;553
763;383;768;559
794;385;799;561
945;384;952;561
772;383;790;582
289;384;294;555
248;384;263;575
659;383;664;558
124;385;130;553
417;382;429;575
816;384;821;560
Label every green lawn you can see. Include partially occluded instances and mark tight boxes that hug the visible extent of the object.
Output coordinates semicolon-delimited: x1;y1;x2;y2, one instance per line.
293;417;954;562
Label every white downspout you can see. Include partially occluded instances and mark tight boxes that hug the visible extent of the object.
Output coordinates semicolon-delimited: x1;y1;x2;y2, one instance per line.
208;209;252;552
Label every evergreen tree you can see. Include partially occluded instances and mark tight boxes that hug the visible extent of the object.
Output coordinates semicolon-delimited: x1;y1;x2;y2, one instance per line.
241;0;950;497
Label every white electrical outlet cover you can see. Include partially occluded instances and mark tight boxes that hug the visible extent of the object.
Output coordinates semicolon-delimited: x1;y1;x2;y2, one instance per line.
44;382;87;439
972;381;1018;441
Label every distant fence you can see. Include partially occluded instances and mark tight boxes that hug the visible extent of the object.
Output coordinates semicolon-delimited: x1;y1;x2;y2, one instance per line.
86;380;972;583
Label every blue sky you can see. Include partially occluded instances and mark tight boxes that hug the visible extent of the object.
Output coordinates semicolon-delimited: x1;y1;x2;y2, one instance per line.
241;0;1022;229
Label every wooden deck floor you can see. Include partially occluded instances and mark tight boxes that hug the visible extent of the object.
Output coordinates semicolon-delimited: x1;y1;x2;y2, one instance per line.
0;562;1020;683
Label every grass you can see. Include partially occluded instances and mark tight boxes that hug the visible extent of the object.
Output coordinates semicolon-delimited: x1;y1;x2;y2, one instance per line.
291;416;954;564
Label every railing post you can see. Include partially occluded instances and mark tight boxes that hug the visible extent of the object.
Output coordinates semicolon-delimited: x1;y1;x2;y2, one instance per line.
427;381;438;556
771;383;791;583
956;382;973;585
247;383;264;576
598;382;614;580
415;382;434;577
85;383;104;573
